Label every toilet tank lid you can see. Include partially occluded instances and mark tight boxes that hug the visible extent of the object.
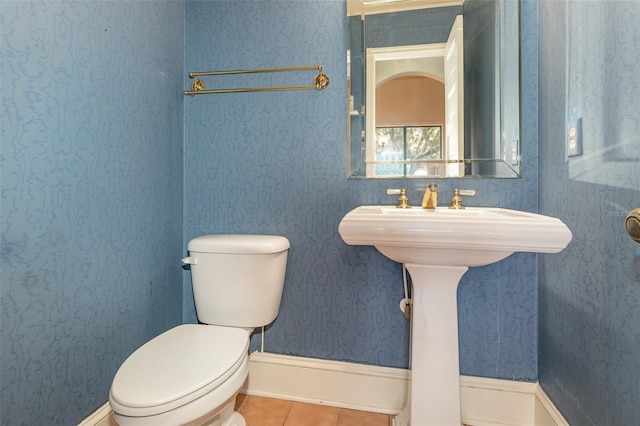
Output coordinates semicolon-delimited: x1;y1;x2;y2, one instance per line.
188;234;290;254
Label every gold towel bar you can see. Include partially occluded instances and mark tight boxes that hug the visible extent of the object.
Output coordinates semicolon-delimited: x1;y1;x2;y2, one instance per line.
184;65;330;96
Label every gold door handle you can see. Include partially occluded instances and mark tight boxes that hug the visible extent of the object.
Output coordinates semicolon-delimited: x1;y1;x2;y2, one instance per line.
625;209;640;243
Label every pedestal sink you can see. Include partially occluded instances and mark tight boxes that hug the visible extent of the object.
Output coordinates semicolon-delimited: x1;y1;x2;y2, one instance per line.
338;206;572;426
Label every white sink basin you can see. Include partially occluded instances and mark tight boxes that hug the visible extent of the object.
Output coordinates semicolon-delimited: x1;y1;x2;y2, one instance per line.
338;206;573;266
338;204;572;425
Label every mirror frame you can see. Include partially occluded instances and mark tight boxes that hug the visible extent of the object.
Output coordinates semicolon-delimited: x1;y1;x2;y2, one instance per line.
346;0;522;179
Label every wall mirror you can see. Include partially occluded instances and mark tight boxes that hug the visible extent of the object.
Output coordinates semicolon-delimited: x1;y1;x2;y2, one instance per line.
347;0;521;178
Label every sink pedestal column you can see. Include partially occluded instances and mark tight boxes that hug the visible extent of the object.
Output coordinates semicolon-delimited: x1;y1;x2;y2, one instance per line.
405;264;468;426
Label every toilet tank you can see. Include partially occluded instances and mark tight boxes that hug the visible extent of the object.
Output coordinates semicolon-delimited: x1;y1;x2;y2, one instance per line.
185;234;289;327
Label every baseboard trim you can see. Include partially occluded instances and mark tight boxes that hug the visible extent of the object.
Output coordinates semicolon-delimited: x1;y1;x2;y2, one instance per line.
242;351;409;415
80;351;569;426
77;401;116;426
459;375;538;426
242;352;569;426
535;385;570;426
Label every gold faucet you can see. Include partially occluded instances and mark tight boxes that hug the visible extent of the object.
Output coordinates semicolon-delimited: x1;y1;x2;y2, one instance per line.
387;188;411;208
448;188;476;209
421;183;438;209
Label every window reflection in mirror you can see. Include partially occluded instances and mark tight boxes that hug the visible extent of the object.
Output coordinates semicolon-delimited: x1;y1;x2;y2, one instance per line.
374;126;443;177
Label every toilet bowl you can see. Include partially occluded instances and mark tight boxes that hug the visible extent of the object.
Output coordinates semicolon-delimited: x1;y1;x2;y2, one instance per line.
110;325;250;426
109;235;290;426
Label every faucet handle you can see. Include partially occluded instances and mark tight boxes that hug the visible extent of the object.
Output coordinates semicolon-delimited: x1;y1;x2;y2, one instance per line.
387;188;411;209
449;189;475;210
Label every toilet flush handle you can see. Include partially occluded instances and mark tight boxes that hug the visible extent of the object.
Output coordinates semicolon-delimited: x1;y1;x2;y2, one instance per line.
182;257;197;265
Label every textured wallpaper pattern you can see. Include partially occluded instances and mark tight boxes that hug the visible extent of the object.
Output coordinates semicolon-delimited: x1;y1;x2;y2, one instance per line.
538;1;640;424
1;2;184;424
184;0;541;379
0;1;547;424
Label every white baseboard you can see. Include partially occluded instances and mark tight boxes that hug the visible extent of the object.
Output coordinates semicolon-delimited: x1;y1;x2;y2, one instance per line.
460;375;538;426
242;352;569;426
77;402;117;426
242;351;409;414
535;385;570;426
80;351;569;426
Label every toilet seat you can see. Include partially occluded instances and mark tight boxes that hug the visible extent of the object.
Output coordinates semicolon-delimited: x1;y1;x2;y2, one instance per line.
109;324;249;418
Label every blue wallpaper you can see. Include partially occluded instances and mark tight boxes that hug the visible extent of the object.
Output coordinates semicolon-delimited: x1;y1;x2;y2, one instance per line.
1;2;184;424
0;1;551;424
538;1;640;424
184;0;541;379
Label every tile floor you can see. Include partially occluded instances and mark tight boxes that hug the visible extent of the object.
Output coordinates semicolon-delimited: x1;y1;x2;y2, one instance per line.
234;394;393;426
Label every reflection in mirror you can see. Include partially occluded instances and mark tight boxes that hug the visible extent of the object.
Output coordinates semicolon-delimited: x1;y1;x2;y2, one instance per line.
347;0;521;179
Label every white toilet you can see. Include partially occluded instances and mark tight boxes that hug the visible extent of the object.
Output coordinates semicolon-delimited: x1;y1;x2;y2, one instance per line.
109;234;290;426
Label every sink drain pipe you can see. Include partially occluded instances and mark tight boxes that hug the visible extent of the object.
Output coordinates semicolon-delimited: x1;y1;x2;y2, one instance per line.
400;264;412;319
